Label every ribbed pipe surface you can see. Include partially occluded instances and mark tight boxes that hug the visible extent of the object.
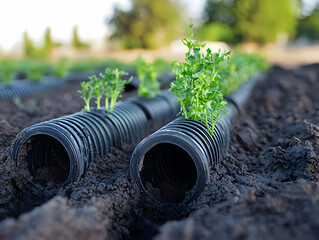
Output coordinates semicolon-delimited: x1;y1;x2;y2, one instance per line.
10;102;148;187
130;105;235;206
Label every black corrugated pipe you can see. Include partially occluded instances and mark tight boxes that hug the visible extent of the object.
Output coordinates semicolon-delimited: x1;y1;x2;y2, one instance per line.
128;90;180;128
129;73;264;207
10;102;148;188
10;91;179;188
0;71;175;101
0;77;66;101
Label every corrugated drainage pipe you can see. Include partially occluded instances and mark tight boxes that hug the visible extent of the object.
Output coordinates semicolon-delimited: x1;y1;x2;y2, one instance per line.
10;102;147;188
128;91;180;128
129;73;264;207
0;77;66;101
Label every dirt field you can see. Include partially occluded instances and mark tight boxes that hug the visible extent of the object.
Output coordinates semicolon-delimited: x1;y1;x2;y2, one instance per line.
0;64;319;239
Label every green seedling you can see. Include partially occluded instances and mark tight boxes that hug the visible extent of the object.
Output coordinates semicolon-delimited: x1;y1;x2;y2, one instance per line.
13;97;24;109
99;69;113;112
79;81;94;111
82;68;132;113
89;75;103;109
13;97;37;109
171;24;230;135
0;60;14;84
54;58;68;78
102;68;132;113
219;52;268;94
137;56;160;98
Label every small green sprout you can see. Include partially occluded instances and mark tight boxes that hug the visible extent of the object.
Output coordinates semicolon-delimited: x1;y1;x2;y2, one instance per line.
171;24;230;135
81;68;132;113
54;58;68;78
79;81;94;111
89;75;103;109
13;97;37;109
105;68;132;113
0;61;14;84
100;69;114;112
219;52;269;94
13;97;24;109
137;56;160;98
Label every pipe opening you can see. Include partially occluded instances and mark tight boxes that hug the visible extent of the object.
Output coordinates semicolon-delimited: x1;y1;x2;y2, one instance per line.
140;143;197;204
25;134;70;187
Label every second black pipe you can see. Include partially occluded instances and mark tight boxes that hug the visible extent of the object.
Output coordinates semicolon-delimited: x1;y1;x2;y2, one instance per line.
129;73;264;207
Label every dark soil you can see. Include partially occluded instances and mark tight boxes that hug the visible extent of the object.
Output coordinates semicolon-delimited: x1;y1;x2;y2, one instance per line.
0;64;319;240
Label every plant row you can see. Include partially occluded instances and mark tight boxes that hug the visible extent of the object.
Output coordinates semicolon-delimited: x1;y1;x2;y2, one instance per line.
0;57;171;85
10;24;268;208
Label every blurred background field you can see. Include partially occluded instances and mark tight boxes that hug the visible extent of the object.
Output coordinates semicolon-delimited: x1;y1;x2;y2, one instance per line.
1;0;319;73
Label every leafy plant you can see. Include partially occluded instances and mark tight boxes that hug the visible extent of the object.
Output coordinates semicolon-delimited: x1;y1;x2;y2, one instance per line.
89;75;103;109
171;24;230;135
79;81;94;111
81;68;132;113
26;67;45;82
101;68;132;113
137;56;160;98
13;97;24;109
54;58;68;78
219;52;268;94
69;59;135;73
0;60;14;84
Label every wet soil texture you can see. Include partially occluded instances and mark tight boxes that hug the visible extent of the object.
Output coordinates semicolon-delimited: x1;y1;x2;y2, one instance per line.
0;64;319;240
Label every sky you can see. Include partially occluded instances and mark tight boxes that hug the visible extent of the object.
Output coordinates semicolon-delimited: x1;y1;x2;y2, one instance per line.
0;0;205;53
0;0;317;53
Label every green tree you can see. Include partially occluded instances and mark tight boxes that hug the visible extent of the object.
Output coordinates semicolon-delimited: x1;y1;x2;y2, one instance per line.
199;0;237;43
108;0;184;49
24;29;59;59
297;4;319;39
203;0;234;25
23;31;35;58
72;26;89;49
44;27;54;52
232;0;299;43
201;0;299;44
197;23;237;43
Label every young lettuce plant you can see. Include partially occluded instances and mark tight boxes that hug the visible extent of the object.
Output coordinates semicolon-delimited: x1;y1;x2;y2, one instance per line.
137;56;160;98
79;81;94;111
171;24;230;135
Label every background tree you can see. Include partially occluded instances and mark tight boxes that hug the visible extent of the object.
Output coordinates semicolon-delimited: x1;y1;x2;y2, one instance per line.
297;4;319;39
72;26;89;49
24;28;60;59
108;0;184;49
44;27;54;52
203;0;234;25
199;0;299;44
232;0;299;43
43;27;61;54
23;32;35;58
